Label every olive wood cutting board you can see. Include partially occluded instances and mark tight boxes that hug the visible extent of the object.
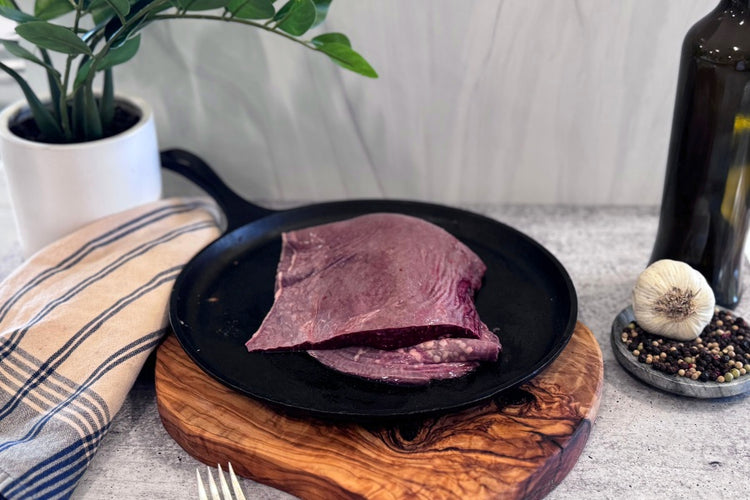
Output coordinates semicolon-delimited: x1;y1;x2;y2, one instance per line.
155;321;603;500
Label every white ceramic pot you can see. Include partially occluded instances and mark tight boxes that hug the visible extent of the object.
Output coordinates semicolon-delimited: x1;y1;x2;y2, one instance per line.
0;95;162;258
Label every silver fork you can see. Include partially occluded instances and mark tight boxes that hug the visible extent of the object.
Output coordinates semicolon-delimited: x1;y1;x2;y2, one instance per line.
196;463;247;500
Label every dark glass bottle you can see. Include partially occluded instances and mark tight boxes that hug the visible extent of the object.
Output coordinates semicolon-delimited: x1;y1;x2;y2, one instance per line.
650;0;750;308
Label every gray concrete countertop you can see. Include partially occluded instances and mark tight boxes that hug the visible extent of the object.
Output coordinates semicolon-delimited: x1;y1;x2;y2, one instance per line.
1;204;748;499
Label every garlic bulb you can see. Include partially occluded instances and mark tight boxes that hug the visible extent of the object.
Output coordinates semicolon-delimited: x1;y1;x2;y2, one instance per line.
632;259;715;340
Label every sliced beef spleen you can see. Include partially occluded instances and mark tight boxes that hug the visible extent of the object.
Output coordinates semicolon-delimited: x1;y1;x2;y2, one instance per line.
244;213;490;352
308;324;501;384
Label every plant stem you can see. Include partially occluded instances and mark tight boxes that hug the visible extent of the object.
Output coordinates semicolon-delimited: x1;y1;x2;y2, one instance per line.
82;0;172;92
149;13;364;71
59;55;75;139
40;50;61;122
57;0;87;139
151;13;315;50
178;0;197;16
99;0;173;52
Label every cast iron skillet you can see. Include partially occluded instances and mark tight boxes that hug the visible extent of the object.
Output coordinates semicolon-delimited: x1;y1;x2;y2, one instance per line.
161;149;578;422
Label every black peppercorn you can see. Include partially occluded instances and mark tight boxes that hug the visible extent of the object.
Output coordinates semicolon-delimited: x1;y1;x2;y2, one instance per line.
622;310;750;384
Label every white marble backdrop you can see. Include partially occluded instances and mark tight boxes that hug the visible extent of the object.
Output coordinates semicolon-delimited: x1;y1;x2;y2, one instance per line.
5;0;721;206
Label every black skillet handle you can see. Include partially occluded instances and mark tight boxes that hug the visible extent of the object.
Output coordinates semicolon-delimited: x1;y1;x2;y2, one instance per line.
160;149;274;231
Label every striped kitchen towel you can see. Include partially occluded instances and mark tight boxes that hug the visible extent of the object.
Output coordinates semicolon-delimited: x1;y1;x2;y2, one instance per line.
0;197;220;500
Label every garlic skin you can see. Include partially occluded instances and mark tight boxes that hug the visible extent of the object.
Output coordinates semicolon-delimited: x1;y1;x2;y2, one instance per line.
632;259;715;340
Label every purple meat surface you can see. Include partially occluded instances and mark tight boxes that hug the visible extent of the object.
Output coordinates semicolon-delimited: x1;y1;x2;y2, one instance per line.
244;213;490;352
308;325;501;384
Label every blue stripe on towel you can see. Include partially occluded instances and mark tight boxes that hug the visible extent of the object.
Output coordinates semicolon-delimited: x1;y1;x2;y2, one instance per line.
2;423;110;499
2;328;162;455
0;197;220;500
0;354;107;438
0;200;213;325
0;220;214;359
1;330;163;498
0;346;110;429
0;268;181;421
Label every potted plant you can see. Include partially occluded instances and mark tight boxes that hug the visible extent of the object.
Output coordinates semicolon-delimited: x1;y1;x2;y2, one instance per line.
0;0;376;257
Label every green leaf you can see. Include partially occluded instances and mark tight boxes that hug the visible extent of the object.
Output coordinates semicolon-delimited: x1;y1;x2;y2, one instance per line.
89;3;115;25
89;0;132;25
0;41;62;89
34;0;74;20
40;49;61;122
311;32;349;48
82;15;112;43
0;60;63;139
100;68;114;128
72;85;84;136
82;85;103;140
272;0;290;20
104;0;130;18
226;0;273;19
73;58;93;90
103;0;171;43
316;42;377;78
311;0;330;27
0;6;38;23
276;0;315;36
1;40;46;68
172;0;230;11
96;34;139;70
16;21;93;55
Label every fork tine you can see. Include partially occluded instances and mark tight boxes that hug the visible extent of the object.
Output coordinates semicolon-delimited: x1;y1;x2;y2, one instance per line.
206;465;221;500
217;464;233;499
227;463;246;500
196;468;209;500
197;463;245;500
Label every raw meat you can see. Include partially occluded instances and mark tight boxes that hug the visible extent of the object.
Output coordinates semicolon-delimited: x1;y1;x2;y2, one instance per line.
308;325;501;384
244;213;489;352
314;358;479;385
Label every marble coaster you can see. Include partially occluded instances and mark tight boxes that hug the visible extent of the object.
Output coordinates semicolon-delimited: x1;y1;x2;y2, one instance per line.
611;306;750;399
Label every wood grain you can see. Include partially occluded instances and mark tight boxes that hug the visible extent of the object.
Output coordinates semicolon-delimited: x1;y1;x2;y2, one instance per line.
155;322;602;500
